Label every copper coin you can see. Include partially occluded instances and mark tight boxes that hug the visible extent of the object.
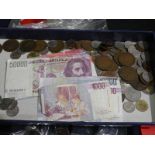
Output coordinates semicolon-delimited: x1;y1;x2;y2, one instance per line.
113;51;123;65
48;40;64;53
3;39;19;52
27;52;39;58
118;66;139;83
101;71;117;77
118;53;135;66
65;39;77;49
109;61;118;71
81;40;93;51
95;55;113;71
33;40;47;52
20;40;36;52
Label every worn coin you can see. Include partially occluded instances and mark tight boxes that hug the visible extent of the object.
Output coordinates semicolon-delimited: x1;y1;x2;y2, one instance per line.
131;79;147;91
27;52;39;58
33;40;47;52
7;99;18;110
20;40;36;52
125;86;141;102
0;98;14;110
48;40;64;53
10;50;22;59
65;39;77;49
81;40;93;51
118;53;135;66
123;101;135;113
6;106;19;117
3;39;19;52
143;82;155;94
135;100;148;112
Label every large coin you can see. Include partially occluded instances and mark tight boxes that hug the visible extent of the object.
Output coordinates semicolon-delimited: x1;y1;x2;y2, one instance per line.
6;106;19;117
81;40;93;51
3;39;19;52
123;101;135;113
135;100;148;112
20;40;36;52
125;86;141;102
65;39;77;49
33;40;47;52
118;53;135;66
48;40;64;53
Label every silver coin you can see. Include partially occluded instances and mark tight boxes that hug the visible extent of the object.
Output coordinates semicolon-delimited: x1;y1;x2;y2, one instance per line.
142;71;153;83
137;41;145;50
140;53;146;61
125;87;141;102
123;101;135;113
125;41;136;49
137;58;143;67
48;40;57;48
6;106;19;117
137;67;145;75
114;41;125;49
91;41;102;49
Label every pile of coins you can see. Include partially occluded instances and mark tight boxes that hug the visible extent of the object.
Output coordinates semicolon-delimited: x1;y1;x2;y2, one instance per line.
0;96;19;117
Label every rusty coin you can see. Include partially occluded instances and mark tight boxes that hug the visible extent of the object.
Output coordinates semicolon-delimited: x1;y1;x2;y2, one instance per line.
118;53;135;66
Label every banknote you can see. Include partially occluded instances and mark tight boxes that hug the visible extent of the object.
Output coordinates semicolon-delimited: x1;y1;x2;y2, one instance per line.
5;52;96;99
39;77;122;122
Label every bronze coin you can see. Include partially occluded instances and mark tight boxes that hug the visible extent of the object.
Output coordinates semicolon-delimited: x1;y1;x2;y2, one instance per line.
48;40;64;53
75;41;82;49
119;66;139;83
65;39;77;49
3;39;19;52
10;50;21;59
81;40;93;51
109;61;118;71
118;53;135;66
101;71;117;77
135;100;148;112
27;52;39;58
20;40;36;52
113;51;123;65
95;55;113;71
33;40;47;52
130;79;148;91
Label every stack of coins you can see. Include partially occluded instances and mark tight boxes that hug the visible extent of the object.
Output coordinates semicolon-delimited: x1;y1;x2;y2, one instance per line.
0;96;19;117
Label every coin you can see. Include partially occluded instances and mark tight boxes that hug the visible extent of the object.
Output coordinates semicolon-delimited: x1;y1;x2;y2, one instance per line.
7;99;18;110
3;39;19;52
122;94;126;102
0;44;2;53
131;79;147;91
27;52;39;58
95;55;114;71
114;41;125;50
48;40;64;53
0;98;13;110
81;40;93;51
10;50;22;59
33;40;47;52
137;67;145;75
123;101;135;113
135;100;148;112
6;106;19;117
118;66;139;83
118;53;135;66
125;41;136;48
91;41;102;49
143;82;155;94
101;71;117;77
125;86;141;102
20;40;36;52
113;51;123;65
65;39;77;49
135;43;145;52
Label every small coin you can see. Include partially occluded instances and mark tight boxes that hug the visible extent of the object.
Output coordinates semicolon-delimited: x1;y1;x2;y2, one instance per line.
135;100;148;112
81;40;93;51
65;39;77;49
3;39;19;52
118;53;135;66
123;101;135;113
48;40;64;53
125;86;141;102
0;98;14;110
10;50;22;59
27;52;39;58
33;40;47;52
95;55;114;71
20;40;36;52
91;41;102;49
6;106;19;117
118;66;139;83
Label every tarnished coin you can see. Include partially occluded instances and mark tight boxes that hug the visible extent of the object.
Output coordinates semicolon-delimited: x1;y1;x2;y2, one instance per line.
118;67;139;83
81;40;93;51
123;101;135;113
65;39;77;49
27;52;39;58
48;40;64;53
6;106;19;117
131;79;147;91
20;40;36;52
125;86;141;102
10;50;22;59
135;100;148;112
91;41;102;49
3;39;19;52
33;40;47;52
118;53;135;66
0;98;14;110
95;55;113;71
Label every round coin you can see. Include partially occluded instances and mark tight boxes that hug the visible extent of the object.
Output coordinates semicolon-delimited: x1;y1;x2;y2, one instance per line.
143;82;155;94
118;53;135;66
123;101;135;113
0;98;14;110
3;39;19;52
81;40;93;51
48;40;64;53
20;40;36;52
27;52;39;58
65;39;77;49
33;40;47;52
10;50;22;59
135;100;148;112
0;44;2;53
6;106;19;117
91;41;102;49
131;79;147;91
95;55;114;71
125;41;136;48
142;71;153;83
7;99;18;110
125;86;141;102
